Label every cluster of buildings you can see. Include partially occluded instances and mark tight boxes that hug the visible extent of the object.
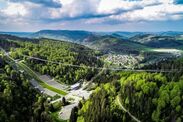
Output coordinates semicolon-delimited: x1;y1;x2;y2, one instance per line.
105;54;143;68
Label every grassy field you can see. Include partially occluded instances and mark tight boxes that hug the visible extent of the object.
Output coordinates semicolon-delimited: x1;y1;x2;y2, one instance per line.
152;48;182;52
18;62;67;95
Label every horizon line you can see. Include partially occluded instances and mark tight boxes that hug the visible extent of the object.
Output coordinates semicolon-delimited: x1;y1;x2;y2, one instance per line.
0;29;183;33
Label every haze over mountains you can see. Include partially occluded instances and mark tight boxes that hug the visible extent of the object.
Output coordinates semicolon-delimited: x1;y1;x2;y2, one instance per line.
1;30;183;54
1;30;183;40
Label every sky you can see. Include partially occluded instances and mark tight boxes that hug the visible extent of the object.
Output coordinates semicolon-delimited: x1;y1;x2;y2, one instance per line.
0;0;183;32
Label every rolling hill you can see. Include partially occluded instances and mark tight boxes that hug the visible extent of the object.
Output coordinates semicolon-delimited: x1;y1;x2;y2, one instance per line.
0;34;104;84
2;30;183;55
0;31;33;37
87;35;148;54
130;34;183;48
29;30;149;54
0;34;38;43
31;30;93;43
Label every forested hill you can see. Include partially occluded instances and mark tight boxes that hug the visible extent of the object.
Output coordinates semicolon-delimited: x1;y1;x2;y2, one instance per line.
0;34;38;50
130;34;183;48
0;34;38;43
87;35;148;54
31;30;93;42
0;35;104;84
2;34;183;122
0;55;54;122
74;71;183;122
143;57;183;81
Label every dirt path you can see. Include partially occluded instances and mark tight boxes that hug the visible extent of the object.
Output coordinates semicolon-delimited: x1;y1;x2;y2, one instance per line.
117;95;141;122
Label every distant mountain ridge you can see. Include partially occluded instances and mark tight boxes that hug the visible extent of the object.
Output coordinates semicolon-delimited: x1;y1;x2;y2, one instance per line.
1;30;183;40
0;34;38;43
30;30;93;42
87;35;148;54
130;34;183;48
1;30;183;54
0;31;33;37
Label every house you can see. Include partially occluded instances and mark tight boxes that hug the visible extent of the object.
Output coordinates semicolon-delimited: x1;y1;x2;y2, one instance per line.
70;83;80;90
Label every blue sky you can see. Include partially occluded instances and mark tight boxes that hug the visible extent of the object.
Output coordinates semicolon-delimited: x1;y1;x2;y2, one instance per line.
0;0;183;32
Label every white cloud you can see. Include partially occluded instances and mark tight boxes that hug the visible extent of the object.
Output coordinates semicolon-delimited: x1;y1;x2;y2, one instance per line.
49;0;99;19
85;18;106;24
109;3;183;22
58;0;74;5
8;0;62;8
97;0;170;14
0;0;183;31
46;0;183;22
2;2;28;16
2;0;183;22
97;0;140;14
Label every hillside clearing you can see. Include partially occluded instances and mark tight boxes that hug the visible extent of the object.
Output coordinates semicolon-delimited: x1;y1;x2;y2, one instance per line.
152;48;183;53
18;62;67;95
